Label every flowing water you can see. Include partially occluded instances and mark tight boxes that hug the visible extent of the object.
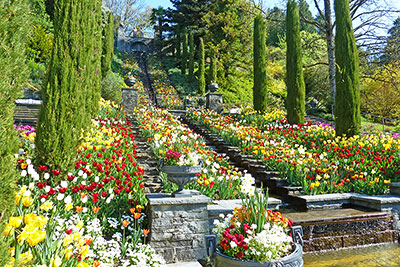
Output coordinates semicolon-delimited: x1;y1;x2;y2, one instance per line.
303;243;400;266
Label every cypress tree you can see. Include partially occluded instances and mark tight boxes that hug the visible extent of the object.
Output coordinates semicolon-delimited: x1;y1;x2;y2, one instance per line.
286;0;306;124
0;0;30;264
188;29;195;82
84;0;102;116
176;27;181;61
253;15;268;112
36;0;102;174
334;0;361;136
198;37;205;95
181;28;188;75
209;47;217;84
101;8;114;78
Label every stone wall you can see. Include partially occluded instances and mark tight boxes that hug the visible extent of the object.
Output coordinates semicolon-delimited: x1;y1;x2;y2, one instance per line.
147;193;211;263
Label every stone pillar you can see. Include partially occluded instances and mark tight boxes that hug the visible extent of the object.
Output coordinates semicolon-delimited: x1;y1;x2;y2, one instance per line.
121;88;138;119
206;93;223;113
147;193;211;263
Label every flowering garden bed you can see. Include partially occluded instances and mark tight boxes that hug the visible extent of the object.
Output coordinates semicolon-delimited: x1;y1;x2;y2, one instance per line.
6;99;165;266
147;56;183;110
187;108;400;195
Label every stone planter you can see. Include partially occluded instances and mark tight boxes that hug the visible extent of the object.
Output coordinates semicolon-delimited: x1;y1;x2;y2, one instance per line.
161;165;201;197
205;226;304;267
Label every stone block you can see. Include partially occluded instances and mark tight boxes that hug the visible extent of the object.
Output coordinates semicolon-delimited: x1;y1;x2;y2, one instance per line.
303;236;343;252
206;93;223;113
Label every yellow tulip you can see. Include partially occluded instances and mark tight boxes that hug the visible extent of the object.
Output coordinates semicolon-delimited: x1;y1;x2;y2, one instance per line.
8;216;23;228
22;196;34;207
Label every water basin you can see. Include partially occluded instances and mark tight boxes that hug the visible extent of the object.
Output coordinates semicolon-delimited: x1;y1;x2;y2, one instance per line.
303;243;400;266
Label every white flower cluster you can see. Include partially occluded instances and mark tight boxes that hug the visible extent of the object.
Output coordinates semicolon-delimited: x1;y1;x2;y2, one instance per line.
240;173;255;196
120;243;166;267
177;151;202;166
246;223;293;262
90;236;121;266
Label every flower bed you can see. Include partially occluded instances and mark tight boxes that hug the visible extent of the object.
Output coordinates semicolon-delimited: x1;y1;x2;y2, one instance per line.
5;99;165;266
133;106;252;199
147;56;183;110
188;108;400;195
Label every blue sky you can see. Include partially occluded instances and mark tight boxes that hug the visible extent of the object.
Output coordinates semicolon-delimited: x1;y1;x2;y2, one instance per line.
145;0;286;10
146;0;173;9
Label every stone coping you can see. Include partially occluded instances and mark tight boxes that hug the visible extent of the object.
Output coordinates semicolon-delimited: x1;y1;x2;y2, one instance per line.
162;262;202;267
15;99;42;105
147;193;211;206
207;197;282;216
296;193;400;211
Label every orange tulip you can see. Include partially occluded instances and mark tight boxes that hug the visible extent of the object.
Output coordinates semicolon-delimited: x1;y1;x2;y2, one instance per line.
122;220;130;227
80;192;87;199
134;212;141;220
86;237;93;245
129;208;135;215
92;207;100;214
76;206;83;213
143;229;150;236
20;162;28;169
93;260;101;267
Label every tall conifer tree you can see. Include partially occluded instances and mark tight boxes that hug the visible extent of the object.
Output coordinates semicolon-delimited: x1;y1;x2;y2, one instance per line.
286;0;306;124
101;9;114;78
36;0;102;174
209;47;217;84
253;15;268;112
0;0;30;263
188;29;195;82
181;28;188;74
176;27;181;60
198;37;205;95
334;0;361;136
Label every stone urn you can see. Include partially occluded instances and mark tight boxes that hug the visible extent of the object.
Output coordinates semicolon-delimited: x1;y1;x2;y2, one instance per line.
205;226;304;267
208;83;219;93
161;165;201;197
125;77;136;87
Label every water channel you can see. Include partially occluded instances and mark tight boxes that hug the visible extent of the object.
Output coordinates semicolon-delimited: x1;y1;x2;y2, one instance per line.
304;243;400;266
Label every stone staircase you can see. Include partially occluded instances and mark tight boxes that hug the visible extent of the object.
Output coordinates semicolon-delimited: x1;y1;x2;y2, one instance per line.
130;122;163;194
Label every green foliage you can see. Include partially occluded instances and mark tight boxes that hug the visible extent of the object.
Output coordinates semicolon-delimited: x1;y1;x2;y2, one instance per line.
28;0;53;31
111;53;124;75
27;24;53;63
181;29;188;75
169;0;210;30
286;0;305;124
175;27;181;60
161;56;197;95
334;0;361;136
202;0;256;104
253;15;268;112
0;0;30;265
84;0;103;117
198;37;206;95
361;64;400;119
209;46;217;84
36;0;102;175
101;71;123;103
382;17;400;64
101;9;114;78
266;7;285;46
188;29;195;82
298;0;316;33
27;58;46;89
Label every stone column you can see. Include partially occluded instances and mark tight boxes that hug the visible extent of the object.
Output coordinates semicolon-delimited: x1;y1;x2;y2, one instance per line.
146;193;211;263
121;88;138;119
206;93;223;113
